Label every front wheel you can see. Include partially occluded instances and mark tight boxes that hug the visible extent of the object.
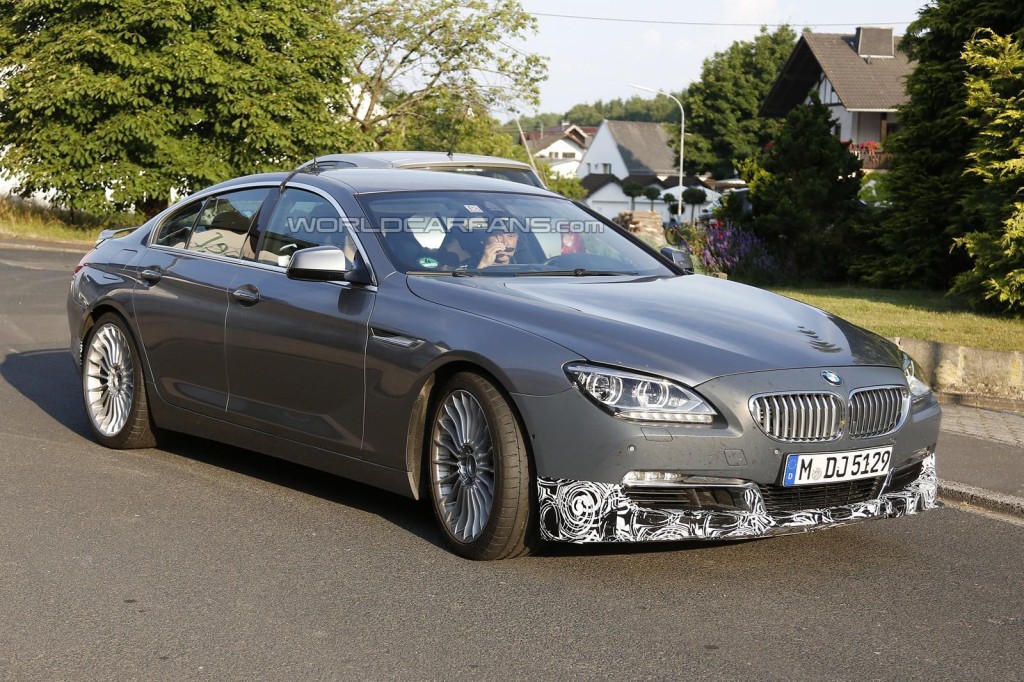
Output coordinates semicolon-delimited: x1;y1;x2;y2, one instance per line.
428;372;538;560
82;313;157;449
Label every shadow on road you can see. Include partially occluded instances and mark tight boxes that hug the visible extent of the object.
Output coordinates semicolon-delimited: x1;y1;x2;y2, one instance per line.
0;347;442;548
0;348;740;560
157;431;444;549
0;348;91;437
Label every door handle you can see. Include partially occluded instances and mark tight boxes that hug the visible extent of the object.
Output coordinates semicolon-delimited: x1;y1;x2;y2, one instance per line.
140;268;162;284
230;286;260;305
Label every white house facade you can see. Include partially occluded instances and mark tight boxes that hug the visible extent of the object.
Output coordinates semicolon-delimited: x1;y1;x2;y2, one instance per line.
576;120;718;222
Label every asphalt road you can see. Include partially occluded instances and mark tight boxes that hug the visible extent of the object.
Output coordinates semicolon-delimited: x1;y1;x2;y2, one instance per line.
1;243;1022;681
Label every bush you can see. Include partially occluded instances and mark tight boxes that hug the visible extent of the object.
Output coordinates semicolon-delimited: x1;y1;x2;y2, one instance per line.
701;225;777;283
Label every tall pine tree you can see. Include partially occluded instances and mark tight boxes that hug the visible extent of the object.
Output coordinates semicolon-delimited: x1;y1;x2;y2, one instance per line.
865;0;1024;290
746;92;862;281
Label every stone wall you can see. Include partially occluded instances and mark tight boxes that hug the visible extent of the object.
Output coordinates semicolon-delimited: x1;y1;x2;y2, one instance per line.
893;337;1024;412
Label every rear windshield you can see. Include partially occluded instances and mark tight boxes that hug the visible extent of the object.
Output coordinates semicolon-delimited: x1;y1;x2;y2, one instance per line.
358;190;671;277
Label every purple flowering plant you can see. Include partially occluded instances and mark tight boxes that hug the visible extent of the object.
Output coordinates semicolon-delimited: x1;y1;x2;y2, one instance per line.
700;224;776;281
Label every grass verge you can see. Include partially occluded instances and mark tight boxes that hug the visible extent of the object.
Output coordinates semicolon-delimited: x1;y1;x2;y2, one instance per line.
772;286;1023;352
0;198;123;244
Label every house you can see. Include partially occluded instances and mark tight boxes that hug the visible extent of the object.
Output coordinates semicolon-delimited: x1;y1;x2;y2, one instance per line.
581;173;719;224
521;123;596;178
760;27;913;169
576;120;719;222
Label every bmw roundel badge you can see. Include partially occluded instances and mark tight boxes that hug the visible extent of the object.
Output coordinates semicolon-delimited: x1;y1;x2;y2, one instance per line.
821;370;843;386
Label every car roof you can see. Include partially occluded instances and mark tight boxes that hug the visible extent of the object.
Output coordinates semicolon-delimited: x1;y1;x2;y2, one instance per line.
308;151;536;171
173;167;555;209
316;168;556;196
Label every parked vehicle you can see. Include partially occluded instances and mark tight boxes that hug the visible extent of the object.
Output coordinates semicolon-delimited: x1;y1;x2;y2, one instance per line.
300;151;545;188
69;166;940;560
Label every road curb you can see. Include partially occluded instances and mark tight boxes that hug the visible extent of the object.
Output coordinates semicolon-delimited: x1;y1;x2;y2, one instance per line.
938;480;1024;519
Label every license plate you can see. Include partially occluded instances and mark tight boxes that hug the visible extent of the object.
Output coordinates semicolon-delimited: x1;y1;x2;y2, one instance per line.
783;447;892;486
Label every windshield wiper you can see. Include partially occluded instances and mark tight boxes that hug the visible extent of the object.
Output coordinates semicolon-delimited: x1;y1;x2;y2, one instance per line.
515;269;637;277
405;270;477;277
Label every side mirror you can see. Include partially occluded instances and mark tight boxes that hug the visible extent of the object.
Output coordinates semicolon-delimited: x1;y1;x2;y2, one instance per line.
661;244;694;275
286;245;351;282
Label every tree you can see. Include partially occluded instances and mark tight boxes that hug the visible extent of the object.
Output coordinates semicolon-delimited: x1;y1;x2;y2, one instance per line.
0;0;364;216
746;92;862;280
950;30;1024;313
662;192;678;217
564;95;681;127
680;26;796;178
682;187;707;223
380;90;528;158
622;180;644;211
337;0;547;144
513;112;566;133
538;164;587;200
864;0;1024;290
642;186;663;211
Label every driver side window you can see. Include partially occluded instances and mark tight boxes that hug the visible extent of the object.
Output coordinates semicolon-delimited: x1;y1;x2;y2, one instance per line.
258;189;353;267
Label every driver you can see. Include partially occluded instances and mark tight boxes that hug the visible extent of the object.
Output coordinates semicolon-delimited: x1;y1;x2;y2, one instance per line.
476;230;518;268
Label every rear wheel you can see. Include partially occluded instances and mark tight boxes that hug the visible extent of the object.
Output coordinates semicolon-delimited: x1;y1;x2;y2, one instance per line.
82;313;157;449
428;372;537;560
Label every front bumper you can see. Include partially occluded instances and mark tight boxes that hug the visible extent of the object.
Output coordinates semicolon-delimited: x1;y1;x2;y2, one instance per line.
537;453;937;543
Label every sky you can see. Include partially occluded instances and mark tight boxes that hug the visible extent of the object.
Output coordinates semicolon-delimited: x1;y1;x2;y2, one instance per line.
513;0;932;115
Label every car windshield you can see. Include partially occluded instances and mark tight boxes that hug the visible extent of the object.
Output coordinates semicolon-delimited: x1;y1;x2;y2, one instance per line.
358;191;672;277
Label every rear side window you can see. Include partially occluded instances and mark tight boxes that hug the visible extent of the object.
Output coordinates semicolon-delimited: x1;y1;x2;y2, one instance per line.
153;200;203;248
186;188;270;259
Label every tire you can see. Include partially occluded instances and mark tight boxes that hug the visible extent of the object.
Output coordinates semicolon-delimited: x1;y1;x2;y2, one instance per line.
81;313;157;449
428;372;538;560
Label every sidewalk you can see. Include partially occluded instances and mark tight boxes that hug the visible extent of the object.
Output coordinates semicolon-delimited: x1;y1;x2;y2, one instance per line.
936;403;1024;518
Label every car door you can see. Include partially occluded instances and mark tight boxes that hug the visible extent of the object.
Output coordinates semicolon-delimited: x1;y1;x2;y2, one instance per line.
222;186;373;459
131;186;271;417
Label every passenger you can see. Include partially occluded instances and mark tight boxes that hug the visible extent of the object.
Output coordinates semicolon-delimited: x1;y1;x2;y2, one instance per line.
560;232;583;254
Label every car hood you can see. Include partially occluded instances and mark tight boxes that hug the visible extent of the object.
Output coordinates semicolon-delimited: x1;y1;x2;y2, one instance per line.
405;274;903;386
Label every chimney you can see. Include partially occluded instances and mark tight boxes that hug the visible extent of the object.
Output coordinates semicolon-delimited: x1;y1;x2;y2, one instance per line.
855;27;894;58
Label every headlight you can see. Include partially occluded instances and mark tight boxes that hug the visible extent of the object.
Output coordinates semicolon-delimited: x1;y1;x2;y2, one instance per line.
565;363;717;423
902;352;932;402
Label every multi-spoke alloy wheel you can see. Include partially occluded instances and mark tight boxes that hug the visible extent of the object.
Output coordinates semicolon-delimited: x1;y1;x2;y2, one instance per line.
81;314;156;449
428;373;538;560
85;323;135;437
431;389;495;543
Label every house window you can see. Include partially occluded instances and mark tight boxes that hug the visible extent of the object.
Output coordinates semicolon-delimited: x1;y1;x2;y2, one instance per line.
563;152;576;159
601;163;612;174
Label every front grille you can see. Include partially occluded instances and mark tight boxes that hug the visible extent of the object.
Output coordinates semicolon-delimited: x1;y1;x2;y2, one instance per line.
624;486;748;512
848;386;907;438
750;392;844;442
759;478;882;513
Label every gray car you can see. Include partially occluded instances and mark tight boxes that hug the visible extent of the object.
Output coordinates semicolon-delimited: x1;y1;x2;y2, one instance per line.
301;151;546;188
68;167;941;560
